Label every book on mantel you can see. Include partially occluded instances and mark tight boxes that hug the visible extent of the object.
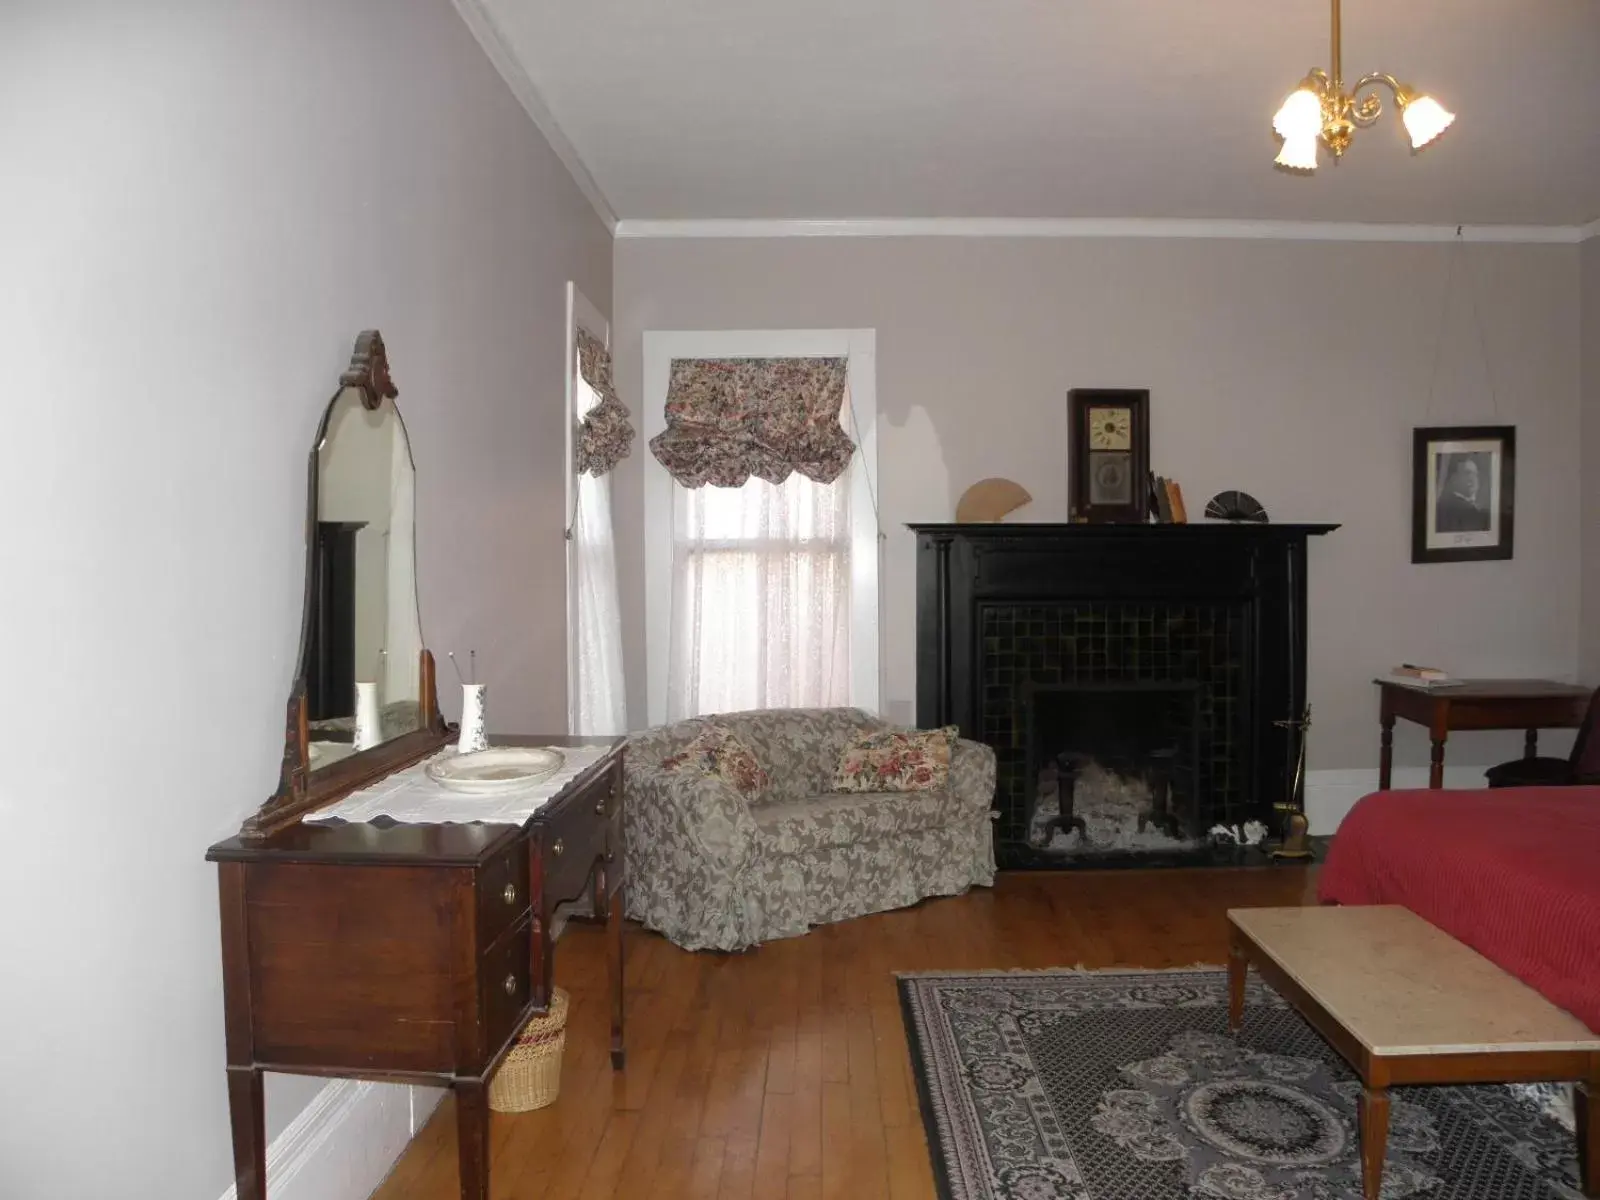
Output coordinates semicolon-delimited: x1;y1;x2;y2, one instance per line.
1384;663;1464;688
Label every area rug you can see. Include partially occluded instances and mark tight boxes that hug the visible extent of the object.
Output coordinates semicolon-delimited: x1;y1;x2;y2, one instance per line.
898;968;1586;1200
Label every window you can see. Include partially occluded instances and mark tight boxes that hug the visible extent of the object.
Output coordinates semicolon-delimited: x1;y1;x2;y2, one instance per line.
667;444;852;719
643;331;879;725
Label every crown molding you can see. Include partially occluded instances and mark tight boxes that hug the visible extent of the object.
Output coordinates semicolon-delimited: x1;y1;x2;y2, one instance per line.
450;0;617;233
614;217;1588;244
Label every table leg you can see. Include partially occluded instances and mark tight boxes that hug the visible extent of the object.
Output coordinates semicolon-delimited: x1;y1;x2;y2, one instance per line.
1227;929;1247;1035
226;1066;266;1200
607;874;627;1070
1378;714;1395;790
455;1079;489;1200
1428;737;1446;789
1358;1085;1390;1200
1525;729;1540;760
1578;1062;1598;1198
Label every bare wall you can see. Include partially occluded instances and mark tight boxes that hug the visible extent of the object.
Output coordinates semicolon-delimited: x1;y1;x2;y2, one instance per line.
1583;237;1600;684
0;1;608;1196
613;236;1581;769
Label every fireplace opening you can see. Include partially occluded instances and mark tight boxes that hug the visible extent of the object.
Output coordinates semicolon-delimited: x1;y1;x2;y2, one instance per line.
1025;682;1204;861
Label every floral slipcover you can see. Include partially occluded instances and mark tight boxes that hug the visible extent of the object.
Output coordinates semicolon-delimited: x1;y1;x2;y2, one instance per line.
624;708;997;951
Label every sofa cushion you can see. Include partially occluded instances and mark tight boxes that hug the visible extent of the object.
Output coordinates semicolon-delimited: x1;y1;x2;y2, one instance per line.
661;723;770;799
833;725;958;793
752;789;961;856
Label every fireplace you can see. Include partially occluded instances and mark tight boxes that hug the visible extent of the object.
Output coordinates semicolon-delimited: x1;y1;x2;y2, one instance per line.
1026;682;1202;861
911;522;1336;868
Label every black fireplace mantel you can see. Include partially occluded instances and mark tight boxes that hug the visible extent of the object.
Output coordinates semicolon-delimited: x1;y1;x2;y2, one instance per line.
911;521;1338;867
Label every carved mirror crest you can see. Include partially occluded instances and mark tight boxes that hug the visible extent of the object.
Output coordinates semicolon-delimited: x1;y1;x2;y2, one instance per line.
246;331;448;836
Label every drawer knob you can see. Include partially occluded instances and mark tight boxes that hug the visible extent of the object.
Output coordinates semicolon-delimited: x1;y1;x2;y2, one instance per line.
503;973;518;996
552;838;565;857
595;796;608;815
502;882;516;905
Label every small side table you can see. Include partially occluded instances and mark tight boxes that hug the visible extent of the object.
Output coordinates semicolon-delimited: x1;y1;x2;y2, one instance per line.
1374;678;1590;789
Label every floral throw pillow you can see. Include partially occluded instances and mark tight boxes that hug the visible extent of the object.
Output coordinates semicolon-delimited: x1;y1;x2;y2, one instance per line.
660;723;770;798
833;726;959;793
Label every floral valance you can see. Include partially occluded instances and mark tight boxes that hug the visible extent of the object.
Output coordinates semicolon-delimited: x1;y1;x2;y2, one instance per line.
574;327;635;477
649;357;853;489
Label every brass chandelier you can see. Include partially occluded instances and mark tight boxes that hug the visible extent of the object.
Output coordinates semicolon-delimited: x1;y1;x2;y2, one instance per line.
1272;0;1454;171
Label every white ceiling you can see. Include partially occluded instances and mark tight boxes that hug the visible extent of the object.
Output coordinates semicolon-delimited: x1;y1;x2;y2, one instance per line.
483;0;1600;227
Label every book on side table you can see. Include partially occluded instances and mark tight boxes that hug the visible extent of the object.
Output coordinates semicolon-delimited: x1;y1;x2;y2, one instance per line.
1384;663;1463;689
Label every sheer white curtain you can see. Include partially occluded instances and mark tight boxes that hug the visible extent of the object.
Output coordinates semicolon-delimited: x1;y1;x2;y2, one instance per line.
570;377;627;735
666;469;850;720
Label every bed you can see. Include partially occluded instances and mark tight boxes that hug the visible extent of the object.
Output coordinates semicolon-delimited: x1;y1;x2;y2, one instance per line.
1319;786;1600;1033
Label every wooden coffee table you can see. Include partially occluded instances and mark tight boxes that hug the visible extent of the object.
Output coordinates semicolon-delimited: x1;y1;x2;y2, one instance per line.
1227;905;1599;1200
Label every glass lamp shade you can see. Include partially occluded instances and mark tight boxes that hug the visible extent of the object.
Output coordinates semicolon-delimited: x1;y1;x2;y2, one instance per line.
1401;94;1455;149
1273;87;1323;141
1274;135;1320;171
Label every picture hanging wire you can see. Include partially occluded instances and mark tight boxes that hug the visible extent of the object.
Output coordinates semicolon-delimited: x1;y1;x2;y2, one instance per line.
1422;227;1503;420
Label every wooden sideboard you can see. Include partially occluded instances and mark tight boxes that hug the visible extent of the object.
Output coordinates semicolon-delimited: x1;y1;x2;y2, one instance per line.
206;736;627;1200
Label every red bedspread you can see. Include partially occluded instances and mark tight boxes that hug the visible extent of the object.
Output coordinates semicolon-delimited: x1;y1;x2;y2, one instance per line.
1319;787;1600;1033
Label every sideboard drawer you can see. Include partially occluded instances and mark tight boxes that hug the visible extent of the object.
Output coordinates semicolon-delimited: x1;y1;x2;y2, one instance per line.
481;917;533;1059
539;788;609;902
476;842;530;952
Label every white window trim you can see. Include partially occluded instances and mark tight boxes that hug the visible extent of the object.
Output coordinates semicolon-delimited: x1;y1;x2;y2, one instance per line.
564;282;611;731
642;329;880;726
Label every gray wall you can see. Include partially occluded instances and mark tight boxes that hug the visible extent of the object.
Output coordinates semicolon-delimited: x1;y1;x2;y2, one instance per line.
614;236;1582;769
0;1;608;1196
1583;237;1600;684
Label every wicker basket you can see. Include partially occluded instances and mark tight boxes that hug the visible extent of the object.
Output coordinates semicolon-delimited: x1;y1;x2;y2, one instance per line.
488;987;570;1113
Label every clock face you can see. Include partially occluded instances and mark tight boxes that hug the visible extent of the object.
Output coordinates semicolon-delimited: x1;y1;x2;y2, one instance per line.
1088;407;1132;451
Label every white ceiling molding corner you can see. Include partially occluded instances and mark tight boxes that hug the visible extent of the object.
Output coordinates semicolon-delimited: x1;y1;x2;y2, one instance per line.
613;218;1587;245
450;0;617;233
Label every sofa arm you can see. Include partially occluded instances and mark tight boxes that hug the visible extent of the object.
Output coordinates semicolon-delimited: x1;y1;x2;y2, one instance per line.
949;737;997;813
625;764;759;868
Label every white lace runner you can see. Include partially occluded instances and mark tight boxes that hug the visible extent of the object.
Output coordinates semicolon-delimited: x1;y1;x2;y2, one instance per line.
304;744;612;825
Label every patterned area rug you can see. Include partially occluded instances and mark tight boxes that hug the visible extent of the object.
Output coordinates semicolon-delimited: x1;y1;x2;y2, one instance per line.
898;968;1585;1200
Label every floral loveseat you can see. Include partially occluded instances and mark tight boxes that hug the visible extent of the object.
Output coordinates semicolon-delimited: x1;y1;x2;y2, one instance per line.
624;708;997;951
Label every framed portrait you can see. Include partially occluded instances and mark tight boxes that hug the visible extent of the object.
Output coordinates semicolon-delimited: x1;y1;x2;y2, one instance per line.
1411;425;1515;563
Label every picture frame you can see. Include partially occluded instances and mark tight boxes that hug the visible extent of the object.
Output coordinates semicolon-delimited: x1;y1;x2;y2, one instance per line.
1411;425;1515;564
1068;388;1150;523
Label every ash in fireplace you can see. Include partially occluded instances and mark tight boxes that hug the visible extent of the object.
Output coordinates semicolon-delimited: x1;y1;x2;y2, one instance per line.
1029;758;1199;853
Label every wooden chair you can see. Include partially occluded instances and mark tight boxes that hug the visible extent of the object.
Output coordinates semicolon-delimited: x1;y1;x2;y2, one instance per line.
1485;685;1600;787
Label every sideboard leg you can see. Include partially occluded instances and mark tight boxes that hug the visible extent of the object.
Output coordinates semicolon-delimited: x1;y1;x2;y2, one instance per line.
226;1066;266;1200
606;873;627;1070
455;1079;489;1200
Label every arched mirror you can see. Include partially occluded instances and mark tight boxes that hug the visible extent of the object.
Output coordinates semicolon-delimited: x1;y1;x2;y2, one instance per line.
246;331;449;835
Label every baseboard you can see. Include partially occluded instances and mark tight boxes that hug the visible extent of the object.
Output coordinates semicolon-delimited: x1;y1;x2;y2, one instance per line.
1304;765;1488;836
218;1080;434;1200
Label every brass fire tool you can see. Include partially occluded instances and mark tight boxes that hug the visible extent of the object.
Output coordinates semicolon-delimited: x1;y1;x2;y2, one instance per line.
1270;705;1314;860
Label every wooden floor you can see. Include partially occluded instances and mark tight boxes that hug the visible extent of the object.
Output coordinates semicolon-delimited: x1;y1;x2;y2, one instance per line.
372;866;1319;1200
